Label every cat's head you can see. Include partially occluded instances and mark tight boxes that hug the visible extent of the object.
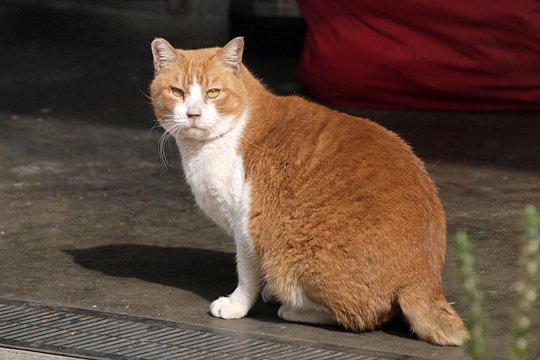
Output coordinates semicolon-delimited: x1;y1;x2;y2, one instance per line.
150;37;247;141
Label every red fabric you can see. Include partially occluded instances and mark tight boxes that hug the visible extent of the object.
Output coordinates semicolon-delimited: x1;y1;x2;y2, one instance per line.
295;1;540;111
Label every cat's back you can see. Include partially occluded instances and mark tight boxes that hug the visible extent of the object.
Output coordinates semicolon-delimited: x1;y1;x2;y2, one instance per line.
242;94;433;196
240;94;446;271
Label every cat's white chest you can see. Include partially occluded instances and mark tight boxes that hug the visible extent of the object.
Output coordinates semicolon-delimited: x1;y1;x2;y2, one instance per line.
176;121;247;236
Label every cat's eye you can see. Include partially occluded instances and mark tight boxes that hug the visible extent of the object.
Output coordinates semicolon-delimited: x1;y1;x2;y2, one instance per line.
170;87;184;98
206;88;220;99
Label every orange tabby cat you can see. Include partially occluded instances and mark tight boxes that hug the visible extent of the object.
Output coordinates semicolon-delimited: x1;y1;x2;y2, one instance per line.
150;37;468;346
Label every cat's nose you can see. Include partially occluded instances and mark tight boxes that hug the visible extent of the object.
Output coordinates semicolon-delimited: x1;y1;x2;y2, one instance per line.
187;105;201;120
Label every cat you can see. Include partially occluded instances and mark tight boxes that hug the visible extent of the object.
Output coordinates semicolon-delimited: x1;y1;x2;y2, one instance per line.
149;37;468;346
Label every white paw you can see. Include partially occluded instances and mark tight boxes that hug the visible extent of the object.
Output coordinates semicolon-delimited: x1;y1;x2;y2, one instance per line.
277;304;291;320
209;296;249;319
261;285;279;304
277;304;337;325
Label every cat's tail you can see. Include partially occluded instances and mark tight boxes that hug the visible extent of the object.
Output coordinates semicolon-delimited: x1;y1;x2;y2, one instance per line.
397;284;468;346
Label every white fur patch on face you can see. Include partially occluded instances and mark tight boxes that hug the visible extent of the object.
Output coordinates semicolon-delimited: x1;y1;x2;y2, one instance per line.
169;80;234;141
186;81;204;114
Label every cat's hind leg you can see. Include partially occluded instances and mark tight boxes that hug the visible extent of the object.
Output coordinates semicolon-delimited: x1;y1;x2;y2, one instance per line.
276;287;337;326
278;304;337;326
261;284;279;304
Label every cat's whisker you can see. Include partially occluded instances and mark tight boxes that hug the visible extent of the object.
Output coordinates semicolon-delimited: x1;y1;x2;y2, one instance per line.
148;115;179;137
160;122;186;168
172;124;185;140
169;122;180;135
158;130;175;169
157;133;166;169
138;87;154;102
146;119;164;138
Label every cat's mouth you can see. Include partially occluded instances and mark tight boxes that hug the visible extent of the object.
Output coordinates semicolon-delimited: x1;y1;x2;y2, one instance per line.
180;124;208;133
162;119;210;133
173;123;218;141
189;123;206;130
162;115;237;141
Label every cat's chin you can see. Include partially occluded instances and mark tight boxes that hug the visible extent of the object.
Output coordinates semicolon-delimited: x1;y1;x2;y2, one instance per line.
175;127;211;141
176;126;229;142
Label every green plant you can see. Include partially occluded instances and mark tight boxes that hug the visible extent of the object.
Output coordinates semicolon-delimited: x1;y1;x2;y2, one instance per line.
455;231;490;360
455;205;540;360
507;205;540;360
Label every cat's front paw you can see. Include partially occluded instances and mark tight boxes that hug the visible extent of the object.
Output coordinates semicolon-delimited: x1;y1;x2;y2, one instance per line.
209;296;249;319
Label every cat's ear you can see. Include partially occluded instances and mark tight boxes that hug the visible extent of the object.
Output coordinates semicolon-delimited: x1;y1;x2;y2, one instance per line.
151;38;179;72
216;37;244;74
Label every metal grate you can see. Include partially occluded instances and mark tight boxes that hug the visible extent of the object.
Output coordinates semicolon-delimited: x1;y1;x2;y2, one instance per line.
0;299;399;360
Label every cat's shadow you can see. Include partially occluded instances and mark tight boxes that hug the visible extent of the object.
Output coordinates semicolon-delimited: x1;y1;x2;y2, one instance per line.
63;244;416;340
64;245;238;302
